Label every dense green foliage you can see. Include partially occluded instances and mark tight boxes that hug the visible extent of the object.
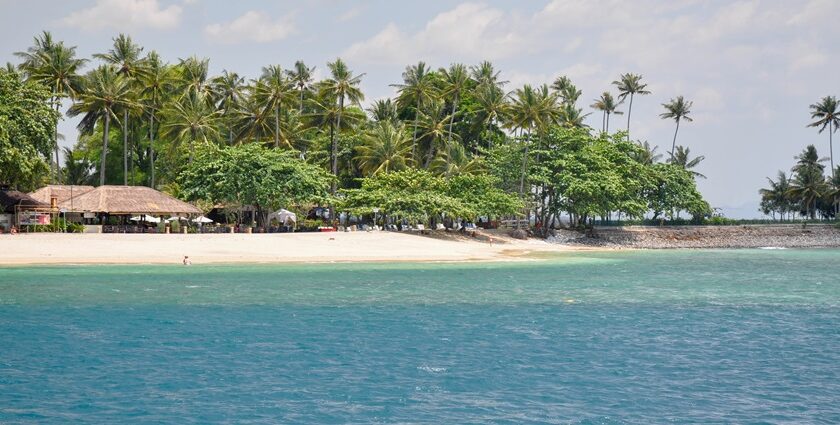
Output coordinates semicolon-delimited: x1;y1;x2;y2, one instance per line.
0;70;57;190
760;144;839;220
8;31;712;230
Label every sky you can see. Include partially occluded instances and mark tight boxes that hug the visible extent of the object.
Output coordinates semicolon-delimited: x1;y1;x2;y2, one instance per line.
1;0;838;218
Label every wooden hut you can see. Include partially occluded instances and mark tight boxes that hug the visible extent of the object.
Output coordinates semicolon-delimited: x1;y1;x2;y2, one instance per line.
0;188;52;232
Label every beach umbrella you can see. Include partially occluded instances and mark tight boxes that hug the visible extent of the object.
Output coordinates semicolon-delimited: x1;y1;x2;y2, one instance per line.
192;216;214;224
166;216;187;222
130;214;161;223
275;209;297;224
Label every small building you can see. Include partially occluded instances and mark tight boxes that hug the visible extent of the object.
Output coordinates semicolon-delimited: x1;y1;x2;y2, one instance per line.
0;187;53;232
30;185;95;205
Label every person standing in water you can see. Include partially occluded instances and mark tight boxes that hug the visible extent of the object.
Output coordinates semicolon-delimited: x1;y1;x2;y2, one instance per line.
182;256;191;265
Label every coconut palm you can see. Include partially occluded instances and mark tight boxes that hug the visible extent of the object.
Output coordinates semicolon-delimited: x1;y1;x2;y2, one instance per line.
788;166;828;219
211;70;245;145
660;96;693;159
632;141;662;165
668;145;706;179
807;96;840;179
792;144;827;174
234;90;274;145
431;143;483;177
559;103;590;128
508;85;543;200
94;34;148;185
474;84;507;147
15;31;87;182
356;121;412;175
286;60;314;113
177;56;212;99
415;100;457;168
613;73;650;140
440;63;470;142
392;62;438;158
590;92;623;133
254;65;294;148
760;171;792;220
67;65;133;185
470;60;506;89
551;76;582;106
367;99;399;123
161;93;220;163
139;51;174;188
320;58;365;196
61;147;94;185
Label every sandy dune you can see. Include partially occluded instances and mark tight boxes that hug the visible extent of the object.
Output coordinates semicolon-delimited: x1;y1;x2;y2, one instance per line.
0;231;585;265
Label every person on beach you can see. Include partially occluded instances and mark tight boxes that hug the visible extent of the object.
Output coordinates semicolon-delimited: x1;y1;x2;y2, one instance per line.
182;256;191;265
9;226;17;235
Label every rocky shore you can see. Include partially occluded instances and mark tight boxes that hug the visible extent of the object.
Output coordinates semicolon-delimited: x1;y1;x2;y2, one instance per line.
546;224;840;249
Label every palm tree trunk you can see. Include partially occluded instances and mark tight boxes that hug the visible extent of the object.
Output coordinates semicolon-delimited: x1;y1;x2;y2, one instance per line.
100;114;110;186
411;109;419;160
274;106;280;148
601;112;605;132
518;127;532;229
149;113;155;188
123;109;129;185
670;119;681;160
606;112;610;133
53;100;61;184
333;95;344;181
448;96;458;142
626;93;634;140
299;89;304;114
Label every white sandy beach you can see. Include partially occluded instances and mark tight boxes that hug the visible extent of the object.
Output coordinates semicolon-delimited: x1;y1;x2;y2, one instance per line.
0;231;589;265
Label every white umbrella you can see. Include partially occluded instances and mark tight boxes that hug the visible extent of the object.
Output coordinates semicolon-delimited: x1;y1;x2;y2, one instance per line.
192;216;214;224
129;214;161;223
276;209;297;224
166;216;187;222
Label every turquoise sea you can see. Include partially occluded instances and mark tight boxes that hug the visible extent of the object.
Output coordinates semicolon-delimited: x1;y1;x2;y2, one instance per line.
1;249;839;423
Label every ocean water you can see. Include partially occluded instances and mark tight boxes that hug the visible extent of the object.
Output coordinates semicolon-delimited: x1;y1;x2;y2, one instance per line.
1;249;839;424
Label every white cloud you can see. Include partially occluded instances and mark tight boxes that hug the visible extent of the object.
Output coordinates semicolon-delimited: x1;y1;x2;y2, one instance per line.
204;11;294;44
61;0;182;31
337;6;362;22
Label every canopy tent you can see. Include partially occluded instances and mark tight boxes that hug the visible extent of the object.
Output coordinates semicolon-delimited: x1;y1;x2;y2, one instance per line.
268;209;297;224
192;216;214;224
129;214;161;223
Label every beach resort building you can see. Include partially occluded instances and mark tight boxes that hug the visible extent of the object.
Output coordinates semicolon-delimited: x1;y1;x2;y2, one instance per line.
0;186;53;232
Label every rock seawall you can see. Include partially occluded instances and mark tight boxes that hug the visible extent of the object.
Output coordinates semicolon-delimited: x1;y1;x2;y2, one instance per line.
560;224;840;249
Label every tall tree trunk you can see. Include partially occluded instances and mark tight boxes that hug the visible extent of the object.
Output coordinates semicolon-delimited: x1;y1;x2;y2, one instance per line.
518;127;532;229
626;93;634;140
831;122;837;218
100;114;110;186
601;112;605;132
333;95;344;183
299;88;304;113
606;112;610;133
411;108;419;161
447;95;458;142
670;119;681;160
274;106;280;148
149;113;155;188
123;109;129;185
53;100;61;184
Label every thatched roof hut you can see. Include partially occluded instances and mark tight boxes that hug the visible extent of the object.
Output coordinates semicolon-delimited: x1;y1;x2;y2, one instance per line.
30;185;95;204
0;189;50;214
59;185;201;215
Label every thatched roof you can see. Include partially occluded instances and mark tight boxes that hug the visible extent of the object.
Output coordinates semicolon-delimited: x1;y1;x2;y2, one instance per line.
30;185;95;204
0;190;50;213
59;185;201;215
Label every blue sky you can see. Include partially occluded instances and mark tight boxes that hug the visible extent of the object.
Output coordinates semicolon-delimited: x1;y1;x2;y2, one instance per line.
1;0;838;217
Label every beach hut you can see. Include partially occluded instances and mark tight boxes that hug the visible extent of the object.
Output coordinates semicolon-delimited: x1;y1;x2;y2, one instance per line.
54;185;201;233
0;188;52;232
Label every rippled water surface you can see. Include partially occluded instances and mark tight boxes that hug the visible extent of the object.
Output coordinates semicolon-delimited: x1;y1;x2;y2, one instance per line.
2;249;840;423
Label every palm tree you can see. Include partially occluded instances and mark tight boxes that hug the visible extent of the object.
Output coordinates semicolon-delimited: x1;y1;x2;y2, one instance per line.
470;60;506;89
94;34;148;185
808;96;840;179
234;90;274;145
67;65;132;185
286;60;314;113
139;51;173;188
634;141;663;165
760;171;792;220
415;100;457;168
15;31;87;182
161;93;220;163
392;62;437;158
356;121;412;175
177;56;212;99
789;165;828;219
551;76;582;106
613;73;650;140
320;58;364;197
590;92;623;133
367;99;399;123
792;144;827;174
254;65;294;148
559;103;589;128
668;145;706;179
440;63;469;143
508;85;544;201
660;96;693;159
431;143;483;177
211;70;245;144
61;147;94;185
474;84;507;147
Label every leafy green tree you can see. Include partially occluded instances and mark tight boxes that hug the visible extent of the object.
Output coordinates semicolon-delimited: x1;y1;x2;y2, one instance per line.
0;70;58;190
807;96;839;179
356;121;412;175
179;143;332;225
67;65;132;185
660;96;693;158
645;162;710;221
15;31;86;182
613;73;650;139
